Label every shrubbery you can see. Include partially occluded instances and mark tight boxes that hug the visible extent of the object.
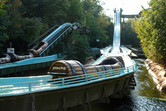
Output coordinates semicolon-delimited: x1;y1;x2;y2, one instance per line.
133;0;166;65
0;0;113;62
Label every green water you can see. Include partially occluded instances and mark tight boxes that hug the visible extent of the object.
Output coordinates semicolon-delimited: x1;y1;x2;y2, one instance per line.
132;59;166;98
82;59;166;111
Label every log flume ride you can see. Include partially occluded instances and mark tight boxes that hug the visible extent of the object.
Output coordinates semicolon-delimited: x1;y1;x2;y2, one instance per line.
0;23;80;64
0;23;81;76
0;58;137;111
0;8;137;111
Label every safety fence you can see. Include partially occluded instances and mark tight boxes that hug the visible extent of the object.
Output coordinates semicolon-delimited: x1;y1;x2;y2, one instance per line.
0;64;137;97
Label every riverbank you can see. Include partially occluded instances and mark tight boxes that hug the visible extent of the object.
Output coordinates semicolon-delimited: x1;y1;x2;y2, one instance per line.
145;59;166;92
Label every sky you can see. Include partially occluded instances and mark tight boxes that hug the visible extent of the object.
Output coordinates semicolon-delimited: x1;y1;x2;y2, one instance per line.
99;0;150;17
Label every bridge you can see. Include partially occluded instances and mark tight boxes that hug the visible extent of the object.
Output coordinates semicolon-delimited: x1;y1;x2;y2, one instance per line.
0;8;137;111
121;14;140;18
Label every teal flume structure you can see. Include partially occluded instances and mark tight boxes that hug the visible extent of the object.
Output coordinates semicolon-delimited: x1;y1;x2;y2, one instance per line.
0;64;137;111
40;23;74;56
0;22;80;76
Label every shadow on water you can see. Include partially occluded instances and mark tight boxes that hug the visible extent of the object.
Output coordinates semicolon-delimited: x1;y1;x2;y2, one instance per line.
81;59;166;111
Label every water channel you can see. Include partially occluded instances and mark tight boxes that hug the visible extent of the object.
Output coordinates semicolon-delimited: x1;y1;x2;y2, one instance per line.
81;59;166;111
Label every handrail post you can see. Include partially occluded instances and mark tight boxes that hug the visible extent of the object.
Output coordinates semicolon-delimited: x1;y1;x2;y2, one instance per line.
85;74;88;82
104;71;106;78
62;78;65;86
113;69;115;76
127;67;129;73
135;64;137;70
118;69;120;75
122;67;125;74
28;83;32;92
98;72;100;78
133;65;135;71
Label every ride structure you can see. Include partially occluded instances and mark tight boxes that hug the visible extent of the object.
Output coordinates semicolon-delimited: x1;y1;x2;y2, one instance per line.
0;64;137;111
0;23;81;76
0;8;137;111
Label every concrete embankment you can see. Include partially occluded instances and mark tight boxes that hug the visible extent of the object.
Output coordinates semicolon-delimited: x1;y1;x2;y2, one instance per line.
145;59;166;92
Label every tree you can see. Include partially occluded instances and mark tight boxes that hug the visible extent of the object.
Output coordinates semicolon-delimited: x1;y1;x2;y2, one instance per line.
133;0;166;64
2;0;48;53
0;0;114;63
66;0;84;23
21;0;84;26
0;0;10;54
121;20;140;47
66;31;90;63
82;0;112;48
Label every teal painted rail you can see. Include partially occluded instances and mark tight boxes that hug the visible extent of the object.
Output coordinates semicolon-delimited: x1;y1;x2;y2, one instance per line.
40;23;73;56
0;54;63;75
0;64;137;97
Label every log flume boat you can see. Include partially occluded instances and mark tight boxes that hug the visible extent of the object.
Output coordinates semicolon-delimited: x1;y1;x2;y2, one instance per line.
0;56;137;111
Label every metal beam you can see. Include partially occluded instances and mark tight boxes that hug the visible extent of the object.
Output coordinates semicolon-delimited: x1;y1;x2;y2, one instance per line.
121;14;140;18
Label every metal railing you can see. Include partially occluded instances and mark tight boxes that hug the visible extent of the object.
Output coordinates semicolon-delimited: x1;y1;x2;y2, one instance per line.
40;23;73;56
0;64;137;96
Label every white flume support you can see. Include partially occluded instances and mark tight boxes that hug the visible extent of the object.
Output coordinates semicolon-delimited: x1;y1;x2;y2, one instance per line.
110;8;123;54
93;8;136;67
113;9;121;50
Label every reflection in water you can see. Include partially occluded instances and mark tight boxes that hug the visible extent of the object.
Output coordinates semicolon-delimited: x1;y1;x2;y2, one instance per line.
82;59;166;111
132;59;166;98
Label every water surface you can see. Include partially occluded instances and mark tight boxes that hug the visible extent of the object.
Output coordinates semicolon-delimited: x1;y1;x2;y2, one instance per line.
82;59;166;111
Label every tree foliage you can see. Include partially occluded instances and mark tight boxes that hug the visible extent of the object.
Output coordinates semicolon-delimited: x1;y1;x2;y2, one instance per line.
133;0;166;64
0;0;114;62
82;0;113;48
121;20;140;47
66;31;90;63
0;0;10;54
21;0;84;26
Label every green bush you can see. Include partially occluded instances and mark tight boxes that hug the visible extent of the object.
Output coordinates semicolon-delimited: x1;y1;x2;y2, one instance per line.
66;31;90;63
133;0;166;65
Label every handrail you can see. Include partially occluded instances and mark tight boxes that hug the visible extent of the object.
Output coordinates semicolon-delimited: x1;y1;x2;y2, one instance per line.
39;23;73;56
0;64;137;97
38;22;81;56
28;25;59;48
0;54;61;69
42;23;71;42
